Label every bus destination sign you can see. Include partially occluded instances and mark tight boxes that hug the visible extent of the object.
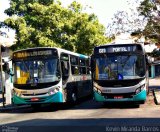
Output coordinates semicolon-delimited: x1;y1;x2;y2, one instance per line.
13;49;57;59
96;45;142;54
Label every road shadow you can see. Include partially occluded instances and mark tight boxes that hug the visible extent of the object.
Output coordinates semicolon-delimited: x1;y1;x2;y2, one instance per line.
102;102;140;109
0;96;95;113
1;118;160;132
0;96;148;114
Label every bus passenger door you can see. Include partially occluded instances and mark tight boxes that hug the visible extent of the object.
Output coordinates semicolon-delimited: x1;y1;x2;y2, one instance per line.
61;61;69;85
79;58;92;97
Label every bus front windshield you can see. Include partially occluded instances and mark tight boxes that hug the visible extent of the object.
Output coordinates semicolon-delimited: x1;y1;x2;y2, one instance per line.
13;58;60;84
95;55;145;80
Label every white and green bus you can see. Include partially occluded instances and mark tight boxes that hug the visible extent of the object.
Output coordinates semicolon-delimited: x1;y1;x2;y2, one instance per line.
12;47;92;107
91;43;149;104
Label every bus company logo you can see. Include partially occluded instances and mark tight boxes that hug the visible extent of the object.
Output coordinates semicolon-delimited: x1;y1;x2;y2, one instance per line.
99;48;106;53
1;126;18;132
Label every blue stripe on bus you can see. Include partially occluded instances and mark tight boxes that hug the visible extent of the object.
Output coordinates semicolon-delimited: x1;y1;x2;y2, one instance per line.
94;90;147;102
12;91;63;105
79;54;88;58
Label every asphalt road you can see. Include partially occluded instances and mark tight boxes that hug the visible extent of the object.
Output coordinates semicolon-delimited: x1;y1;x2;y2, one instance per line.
0;91;160;132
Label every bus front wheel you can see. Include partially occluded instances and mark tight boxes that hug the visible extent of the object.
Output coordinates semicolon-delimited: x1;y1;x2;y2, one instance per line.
71;92;77;102
64;88;77;103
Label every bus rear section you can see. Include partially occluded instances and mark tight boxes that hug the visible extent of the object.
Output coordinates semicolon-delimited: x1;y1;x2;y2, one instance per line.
91;43;148;104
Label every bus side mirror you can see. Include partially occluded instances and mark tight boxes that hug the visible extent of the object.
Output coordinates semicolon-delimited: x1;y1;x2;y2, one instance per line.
2;62;14;76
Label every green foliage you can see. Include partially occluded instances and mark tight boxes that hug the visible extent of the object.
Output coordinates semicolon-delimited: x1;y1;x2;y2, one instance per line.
3;0;108;55
138;0;160;43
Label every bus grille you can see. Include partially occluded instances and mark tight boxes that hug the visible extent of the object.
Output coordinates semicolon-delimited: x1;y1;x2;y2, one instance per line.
22;92;47;96
102;92;135;99
95;79;143;87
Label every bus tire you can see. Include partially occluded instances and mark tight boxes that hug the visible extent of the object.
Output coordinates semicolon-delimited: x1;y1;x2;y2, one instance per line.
71;91;77;103
64;88;77;103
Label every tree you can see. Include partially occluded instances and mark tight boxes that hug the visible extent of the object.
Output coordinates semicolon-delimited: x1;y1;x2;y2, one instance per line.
107;0;146;37
138;0;160;43
3;0;108;55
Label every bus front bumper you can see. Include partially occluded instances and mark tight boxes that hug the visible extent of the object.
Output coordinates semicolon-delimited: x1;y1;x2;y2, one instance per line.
12;92;63;105
94;90;147;103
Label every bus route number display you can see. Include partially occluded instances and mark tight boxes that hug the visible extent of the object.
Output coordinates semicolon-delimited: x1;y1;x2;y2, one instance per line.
97;45;141;54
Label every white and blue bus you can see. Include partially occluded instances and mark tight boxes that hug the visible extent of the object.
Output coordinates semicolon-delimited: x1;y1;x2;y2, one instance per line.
12;47;92;108
91;43;149;104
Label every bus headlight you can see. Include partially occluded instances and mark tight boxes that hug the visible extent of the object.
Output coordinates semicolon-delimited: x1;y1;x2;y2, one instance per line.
48;87;59;95
135;84;145;94
94;87;98;91
12;89;22;97
140;84;145;91
97;89;102;94
135;88;141;94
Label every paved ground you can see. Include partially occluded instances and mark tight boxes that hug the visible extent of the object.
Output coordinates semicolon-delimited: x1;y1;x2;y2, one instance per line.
149;77;160;88
0;91;160;132
0;78;160;132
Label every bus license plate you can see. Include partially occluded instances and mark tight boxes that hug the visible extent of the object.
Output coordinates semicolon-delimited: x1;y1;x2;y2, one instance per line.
31;98;39;101
114;96;123;99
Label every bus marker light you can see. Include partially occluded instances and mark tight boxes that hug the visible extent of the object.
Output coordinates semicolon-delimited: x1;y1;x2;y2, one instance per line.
31;98;39;101
140;84;145;91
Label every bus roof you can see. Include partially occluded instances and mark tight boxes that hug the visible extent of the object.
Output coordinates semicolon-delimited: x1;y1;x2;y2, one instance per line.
95;43;144;48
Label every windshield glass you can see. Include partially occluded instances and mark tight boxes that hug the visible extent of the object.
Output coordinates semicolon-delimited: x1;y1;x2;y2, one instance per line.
95;55;145;80
13;58;60;84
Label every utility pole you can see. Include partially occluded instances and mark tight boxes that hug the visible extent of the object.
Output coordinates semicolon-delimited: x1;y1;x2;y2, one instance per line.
0;46;5;107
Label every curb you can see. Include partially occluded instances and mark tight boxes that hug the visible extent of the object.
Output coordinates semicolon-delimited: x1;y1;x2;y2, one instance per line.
0;104;30;112
153;89;160;105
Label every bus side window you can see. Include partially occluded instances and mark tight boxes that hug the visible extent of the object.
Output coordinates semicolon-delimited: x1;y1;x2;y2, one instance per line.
86;58;91;74
70;56;79;75
79;58;86;75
